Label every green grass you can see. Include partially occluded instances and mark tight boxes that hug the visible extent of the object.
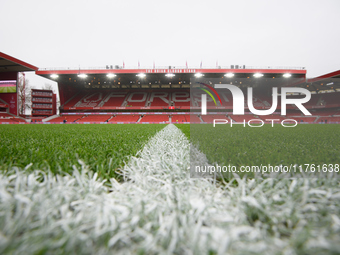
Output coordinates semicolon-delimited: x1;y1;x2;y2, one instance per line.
0;86;16;93
0;124;165;180
1;124;339;254
175;124;190;139
190;124;340;177
2;123;339;180
1;124;340;254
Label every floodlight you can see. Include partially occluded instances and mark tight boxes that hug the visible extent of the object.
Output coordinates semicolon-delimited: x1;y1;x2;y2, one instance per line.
194;73;204;78
165;73;175;77
136;73;146;78
283;73;292;78
78;74;88;78
106;73;116;78
253;73;263;78
224;73;234;78
50;74;59;79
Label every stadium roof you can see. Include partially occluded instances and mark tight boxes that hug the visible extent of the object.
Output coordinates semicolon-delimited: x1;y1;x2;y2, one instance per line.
308;69;340;83
36;67;307;89
0;52;38;73
306;69;340;92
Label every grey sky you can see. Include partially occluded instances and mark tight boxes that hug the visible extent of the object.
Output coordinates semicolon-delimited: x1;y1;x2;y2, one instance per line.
1;0;339;89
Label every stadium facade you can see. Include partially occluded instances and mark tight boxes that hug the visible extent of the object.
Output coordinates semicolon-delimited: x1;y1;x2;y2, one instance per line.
0;52;339;124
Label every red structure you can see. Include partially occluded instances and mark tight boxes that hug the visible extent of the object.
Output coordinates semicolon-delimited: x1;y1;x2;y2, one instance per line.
31;89;57;119
2;51;340;124
36;67;307;112
34;65;340;124
0;52;37;116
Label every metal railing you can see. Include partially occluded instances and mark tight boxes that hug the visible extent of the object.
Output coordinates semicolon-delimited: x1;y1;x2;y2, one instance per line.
38;65;305;71
32;92;53;96
32;98;53;103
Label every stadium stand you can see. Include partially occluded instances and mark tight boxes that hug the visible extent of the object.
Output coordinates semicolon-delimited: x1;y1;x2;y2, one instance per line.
49;115;84;123
171;114;201;123
304;94;320;108
58;88;340;114
148;92;170;107
0;98;9;108
309;110;338;116
201;114;228;123
0;118;25;123
285;111;303;117
258;115;288;123
139;115;170;123
170;114;202;123
0;112;26;123
294;117;317;123
254;93;275;108
108;115;140;123
63;92;86;108
173;101;190;108
125;92;147;107
171;115;186;123
229;114;261;122
149;99;169;107
63;91;128;109
61;90;192;110
77;115;112;123
0;112;12;118
13;118;25;123
300;92;340;108
317;117;340;123
98;93;127;107
319;92;340;106
20;76;340;124
188;114;202;123
172;91;190;108
171;114;189;123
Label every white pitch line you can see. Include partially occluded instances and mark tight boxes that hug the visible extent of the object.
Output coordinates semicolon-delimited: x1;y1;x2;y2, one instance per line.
0;124;339;254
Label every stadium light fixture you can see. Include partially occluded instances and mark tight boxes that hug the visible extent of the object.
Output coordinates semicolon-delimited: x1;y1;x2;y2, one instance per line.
136;73;146;78
194;73;204;78
78;74;88;78
224;73;234;78
165;73;175;78
253;73;263;78
106;73;116;78
283;73;292;78
50;74;59;79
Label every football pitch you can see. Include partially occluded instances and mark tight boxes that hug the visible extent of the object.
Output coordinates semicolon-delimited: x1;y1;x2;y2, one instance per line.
3;124;339;178
184;124;340;179
0;86;16;93
0;124;165;179
0;123;339;254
